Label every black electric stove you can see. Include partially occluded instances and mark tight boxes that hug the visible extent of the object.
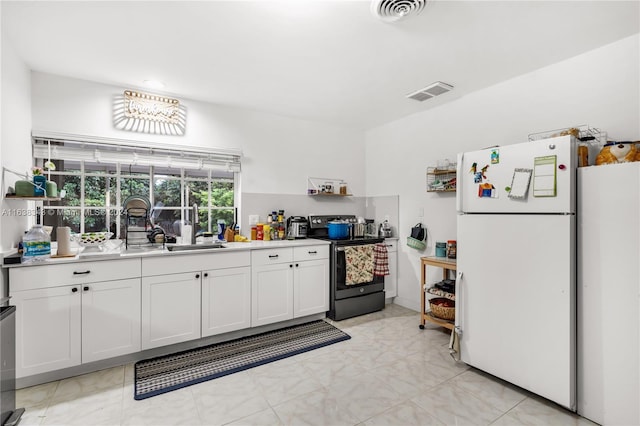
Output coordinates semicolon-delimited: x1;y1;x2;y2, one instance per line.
308;215;385;320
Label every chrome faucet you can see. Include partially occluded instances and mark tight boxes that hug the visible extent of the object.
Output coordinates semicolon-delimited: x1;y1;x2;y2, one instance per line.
192;203;198;244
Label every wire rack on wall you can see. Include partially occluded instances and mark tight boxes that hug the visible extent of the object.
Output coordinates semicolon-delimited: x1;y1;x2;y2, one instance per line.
528;125;607;146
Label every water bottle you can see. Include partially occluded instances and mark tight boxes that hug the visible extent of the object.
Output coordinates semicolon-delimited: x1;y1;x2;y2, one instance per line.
217;219;226;240
22;225;51;263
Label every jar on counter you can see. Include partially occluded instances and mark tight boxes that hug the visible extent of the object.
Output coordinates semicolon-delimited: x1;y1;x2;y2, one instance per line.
435;242;446;257
447;240;457;259
251;225;257;240
256;224;264;240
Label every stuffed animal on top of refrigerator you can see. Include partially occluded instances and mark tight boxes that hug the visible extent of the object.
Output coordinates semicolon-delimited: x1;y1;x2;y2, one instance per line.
595;141;640;165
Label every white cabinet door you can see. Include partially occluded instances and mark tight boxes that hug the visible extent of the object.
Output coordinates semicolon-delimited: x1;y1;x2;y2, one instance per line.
12;286;81;378
202;267;251;337
82;278;141;363
251;263;294;327
293;259;329;318
142;272;201;350
384;241;398;299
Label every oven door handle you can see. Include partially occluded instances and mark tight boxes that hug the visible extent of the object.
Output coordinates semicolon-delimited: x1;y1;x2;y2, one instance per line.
336;247;345;252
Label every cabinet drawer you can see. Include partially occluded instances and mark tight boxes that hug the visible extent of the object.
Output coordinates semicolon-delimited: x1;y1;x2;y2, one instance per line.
10;258;141;292
142;251;250;276
293;245;329;261
384;240;398;252
251;248;293;266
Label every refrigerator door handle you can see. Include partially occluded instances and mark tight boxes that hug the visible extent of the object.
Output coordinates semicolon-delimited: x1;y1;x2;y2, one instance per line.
456;270;463;335
456;152;464;213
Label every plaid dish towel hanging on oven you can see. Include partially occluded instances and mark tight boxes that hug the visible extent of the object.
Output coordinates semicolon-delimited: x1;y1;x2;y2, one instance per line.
373;243;389;276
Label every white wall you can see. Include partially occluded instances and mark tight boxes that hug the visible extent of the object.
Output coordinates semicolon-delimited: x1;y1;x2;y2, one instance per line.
1;18;33;298
365;34;640;311
1;26;32;254
30;72;366;197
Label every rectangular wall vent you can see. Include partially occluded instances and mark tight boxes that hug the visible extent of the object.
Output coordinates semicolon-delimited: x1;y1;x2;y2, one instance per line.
407;81;454;102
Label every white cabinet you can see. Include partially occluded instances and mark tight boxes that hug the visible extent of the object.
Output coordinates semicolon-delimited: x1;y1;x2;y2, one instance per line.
9;258;141;378
141;251;252;348
251;260;294;327
8;244;329;380
384;239;398;299
252;246;329;327
202;267;251;337
82;278;141;363
141;272;201;350
12;285;81;377
293;246;329;317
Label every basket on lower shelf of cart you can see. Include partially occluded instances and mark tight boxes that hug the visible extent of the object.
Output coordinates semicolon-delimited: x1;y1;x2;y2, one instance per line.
429;297;455;321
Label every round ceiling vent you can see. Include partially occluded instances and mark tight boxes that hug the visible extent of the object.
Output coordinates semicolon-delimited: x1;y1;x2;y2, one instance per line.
371;0;427;22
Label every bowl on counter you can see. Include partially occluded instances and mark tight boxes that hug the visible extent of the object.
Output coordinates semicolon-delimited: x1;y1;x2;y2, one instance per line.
73;232;114;251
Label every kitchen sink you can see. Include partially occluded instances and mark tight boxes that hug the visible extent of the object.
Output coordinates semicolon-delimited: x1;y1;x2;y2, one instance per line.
166;243;226;252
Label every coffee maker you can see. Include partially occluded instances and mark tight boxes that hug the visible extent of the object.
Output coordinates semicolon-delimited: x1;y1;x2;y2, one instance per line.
286;216;308;239
378;220;393;238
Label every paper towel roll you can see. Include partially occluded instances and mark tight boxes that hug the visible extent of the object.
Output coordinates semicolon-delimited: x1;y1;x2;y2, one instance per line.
181;224;192;245
57;226;72;255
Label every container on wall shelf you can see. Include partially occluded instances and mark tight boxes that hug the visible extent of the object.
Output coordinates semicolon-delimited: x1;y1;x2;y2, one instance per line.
307;177;352;197
426;167;456;192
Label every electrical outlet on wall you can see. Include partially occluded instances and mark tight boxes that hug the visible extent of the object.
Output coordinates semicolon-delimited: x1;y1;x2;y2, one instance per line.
248;214;260;224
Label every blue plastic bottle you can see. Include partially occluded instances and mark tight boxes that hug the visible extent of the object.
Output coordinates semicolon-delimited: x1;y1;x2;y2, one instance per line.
22;225;51;263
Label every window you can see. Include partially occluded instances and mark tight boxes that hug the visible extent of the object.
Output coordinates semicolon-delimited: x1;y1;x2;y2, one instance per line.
33;135;241;241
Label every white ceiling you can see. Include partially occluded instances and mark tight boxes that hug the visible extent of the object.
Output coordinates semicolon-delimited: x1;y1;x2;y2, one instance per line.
2;1;639;130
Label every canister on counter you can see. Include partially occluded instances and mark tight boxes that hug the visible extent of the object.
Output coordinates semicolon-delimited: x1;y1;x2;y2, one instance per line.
435;242;446;257
263;224;271;241
256;224;264;240
447;240;457;259
251;225;257;240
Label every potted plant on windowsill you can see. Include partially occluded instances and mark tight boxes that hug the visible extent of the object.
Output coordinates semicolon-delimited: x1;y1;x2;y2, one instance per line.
30;161;57;197
31;167;46;196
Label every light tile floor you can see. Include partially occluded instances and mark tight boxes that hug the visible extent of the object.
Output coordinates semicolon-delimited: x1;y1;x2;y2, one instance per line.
16;304;595;426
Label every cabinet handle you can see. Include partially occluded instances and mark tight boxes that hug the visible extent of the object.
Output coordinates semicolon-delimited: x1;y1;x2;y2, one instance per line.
289;264;293;268
386;244;393;248
71;287;78;293
295;263;299;267
204;273;208;278
73;270;91;275
308;250;317;254
83;286;89;291
269;254;279;259
195;274;200;279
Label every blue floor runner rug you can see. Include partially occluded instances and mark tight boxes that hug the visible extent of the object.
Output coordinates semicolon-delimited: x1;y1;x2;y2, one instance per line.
134;319;350;400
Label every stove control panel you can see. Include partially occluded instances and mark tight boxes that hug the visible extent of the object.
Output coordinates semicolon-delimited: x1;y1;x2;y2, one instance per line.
307;215;357;229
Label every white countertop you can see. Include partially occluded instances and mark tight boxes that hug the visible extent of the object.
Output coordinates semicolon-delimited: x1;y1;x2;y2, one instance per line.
3;238;331;268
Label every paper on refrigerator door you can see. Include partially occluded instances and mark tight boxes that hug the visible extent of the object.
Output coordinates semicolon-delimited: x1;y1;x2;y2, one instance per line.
533;155;557;197
508;168;532;199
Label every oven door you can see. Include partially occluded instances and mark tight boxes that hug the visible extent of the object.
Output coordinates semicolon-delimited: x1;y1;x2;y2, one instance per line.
334;245;384;299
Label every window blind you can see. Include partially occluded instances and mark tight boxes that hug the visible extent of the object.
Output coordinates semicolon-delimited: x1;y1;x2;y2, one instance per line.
32;132;242;172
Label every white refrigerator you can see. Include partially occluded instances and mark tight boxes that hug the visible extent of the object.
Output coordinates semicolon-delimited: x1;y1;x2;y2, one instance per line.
455;135;576;411
577;161;639;425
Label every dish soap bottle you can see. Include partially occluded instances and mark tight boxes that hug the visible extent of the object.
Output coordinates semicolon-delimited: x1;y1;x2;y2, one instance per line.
22;224;51;263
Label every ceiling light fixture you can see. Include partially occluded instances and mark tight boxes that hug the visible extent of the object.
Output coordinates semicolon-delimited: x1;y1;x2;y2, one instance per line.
371;0;427;22
143;80;165;89
406;81;454;102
